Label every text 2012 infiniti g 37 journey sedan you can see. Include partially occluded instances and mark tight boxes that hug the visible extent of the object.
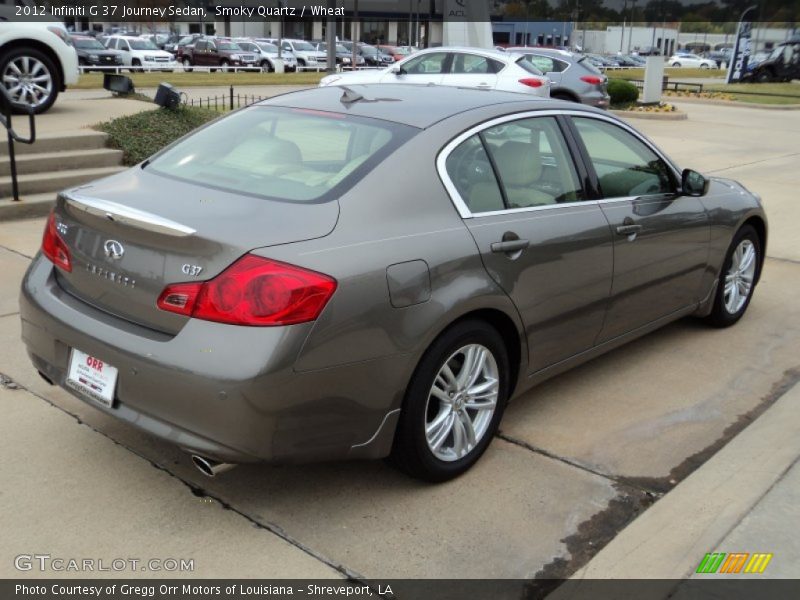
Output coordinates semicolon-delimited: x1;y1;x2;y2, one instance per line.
20;85;766;481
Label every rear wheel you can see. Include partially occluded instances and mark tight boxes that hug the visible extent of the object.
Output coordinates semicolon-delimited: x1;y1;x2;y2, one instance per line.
756;70;773;83
389;320;509;482
706;225;761;327
672;62;682;67
700;63;709;69
0;46;60;114
551;92;578;103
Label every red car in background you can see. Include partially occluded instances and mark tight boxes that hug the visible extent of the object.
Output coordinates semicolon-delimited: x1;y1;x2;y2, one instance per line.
378;45;413;62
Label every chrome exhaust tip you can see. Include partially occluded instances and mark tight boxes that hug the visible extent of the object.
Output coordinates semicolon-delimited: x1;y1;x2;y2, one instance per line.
191;455;236;477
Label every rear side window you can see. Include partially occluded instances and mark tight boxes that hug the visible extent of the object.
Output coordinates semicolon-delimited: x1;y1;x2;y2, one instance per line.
514;57;544;75
444;116;583;214
527;55;568;73
451;53;504;74
147;106;417;203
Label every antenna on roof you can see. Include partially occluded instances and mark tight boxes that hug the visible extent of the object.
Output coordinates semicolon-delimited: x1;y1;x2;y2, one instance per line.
340;87;364;105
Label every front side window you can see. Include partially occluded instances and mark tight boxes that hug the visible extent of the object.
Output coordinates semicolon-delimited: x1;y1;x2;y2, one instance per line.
572;117;675;198
444;116;583;214
402;52;448;74
147;107;417;203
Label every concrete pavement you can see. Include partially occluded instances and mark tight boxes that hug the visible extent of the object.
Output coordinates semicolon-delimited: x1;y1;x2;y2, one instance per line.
0;96;798;583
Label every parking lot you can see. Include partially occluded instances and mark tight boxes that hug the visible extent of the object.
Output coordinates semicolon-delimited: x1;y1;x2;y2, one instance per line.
1;99;799;581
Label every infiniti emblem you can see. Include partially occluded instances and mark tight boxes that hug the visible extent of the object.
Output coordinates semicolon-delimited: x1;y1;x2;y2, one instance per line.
103;239;124;260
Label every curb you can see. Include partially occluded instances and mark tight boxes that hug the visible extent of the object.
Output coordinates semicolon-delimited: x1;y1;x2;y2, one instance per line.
610;109;688;121
563;379;800;584
666;96;800;110
0;195;55;221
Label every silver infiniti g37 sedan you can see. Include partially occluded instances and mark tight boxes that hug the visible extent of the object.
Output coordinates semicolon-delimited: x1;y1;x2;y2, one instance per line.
20;84;766;481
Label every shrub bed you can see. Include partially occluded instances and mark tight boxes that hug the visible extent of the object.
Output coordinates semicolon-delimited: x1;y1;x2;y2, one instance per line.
95;106;219;165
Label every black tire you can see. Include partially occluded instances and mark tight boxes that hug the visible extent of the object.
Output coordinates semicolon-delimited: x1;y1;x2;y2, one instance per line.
551;92;578;103
0;46;60;114
220;60;230;72
756;70;773;83
389;319;510;482
706;225;761;328
672;62;681;67
130;59;143;73
261;60;273;73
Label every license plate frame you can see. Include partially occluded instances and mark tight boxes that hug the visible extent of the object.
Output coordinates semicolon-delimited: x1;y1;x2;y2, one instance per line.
65;348;118;408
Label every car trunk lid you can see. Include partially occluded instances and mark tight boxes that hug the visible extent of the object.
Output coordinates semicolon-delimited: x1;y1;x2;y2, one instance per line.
52;168;339;335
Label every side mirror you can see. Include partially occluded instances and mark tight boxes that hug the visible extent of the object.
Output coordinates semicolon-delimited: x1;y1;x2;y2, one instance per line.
390;65;405;75
681;168;709;197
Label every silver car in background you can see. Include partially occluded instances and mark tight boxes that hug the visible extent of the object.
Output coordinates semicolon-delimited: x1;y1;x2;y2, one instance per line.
320;47;550;97
20;85;766;482
507;47;610;108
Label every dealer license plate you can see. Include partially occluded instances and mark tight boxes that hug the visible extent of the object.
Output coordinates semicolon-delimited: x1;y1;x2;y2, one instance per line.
65;349;118;408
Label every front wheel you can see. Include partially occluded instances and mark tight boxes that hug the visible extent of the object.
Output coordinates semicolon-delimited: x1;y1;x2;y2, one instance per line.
672;62;681;67
389;320;509;482
1;46;60;114
706;225;761;327
700;63;709;69
261;60;273;73
182;58;193;72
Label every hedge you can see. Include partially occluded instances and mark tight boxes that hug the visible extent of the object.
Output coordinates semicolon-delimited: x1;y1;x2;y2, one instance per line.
607;79;640;106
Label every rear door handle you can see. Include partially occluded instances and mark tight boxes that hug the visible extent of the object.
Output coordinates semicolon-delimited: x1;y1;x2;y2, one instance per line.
615;224;642;235
491;239;530;253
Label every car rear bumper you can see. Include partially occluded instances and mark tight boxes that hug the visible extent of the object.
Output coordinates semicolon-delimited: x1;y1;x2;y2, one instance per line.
19;256;405;465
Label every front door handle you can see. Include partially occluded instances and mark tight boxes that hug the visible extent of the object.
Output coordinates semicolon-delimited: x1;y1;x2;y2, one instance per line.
491;239;530;253
615;224;642;235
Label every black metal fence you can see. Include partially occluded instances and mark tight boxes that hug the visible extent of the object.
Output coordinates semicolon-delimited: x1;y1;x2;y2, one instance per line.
182;86;269;111
628;78;705;93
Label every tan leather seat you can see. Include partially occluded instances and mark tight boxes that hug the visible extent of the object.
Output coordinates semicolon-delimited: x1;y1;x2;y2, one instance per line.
492;141;556;207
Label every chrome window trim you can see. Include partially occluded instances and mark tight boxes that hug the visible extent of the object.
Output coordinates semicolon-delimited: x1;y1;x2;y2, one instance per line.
436;109;681;220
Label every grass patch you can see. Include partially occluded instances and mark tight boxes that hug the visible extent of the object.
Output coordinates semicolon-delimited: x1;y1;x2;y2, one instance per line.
705;82;800;104
75;70;325;89
95;106;219;165
606;67;726;81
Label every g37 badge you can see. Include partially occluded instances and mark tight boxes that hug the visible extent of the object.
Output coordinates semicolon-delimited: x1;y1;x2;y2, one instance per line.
181;264;203;277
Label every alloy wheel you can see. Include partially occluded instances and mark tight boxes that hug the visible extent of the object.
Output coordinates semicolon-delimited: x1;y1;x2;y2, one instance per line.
724;239;757;314
424;344;499;462
2;55;53;108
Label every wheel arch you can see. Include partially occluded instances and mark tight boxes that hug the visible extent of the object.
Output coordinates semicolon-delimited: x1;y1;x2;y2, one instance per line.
742;215;767;284
1;39;65;91
551;89;580;103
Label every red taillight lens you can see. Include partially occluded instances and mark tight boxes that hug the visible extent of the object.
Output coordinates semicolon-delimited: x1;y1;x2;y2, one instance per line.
518;77;545;88
157;255;337;326
580;75;605;85
41;210;72;272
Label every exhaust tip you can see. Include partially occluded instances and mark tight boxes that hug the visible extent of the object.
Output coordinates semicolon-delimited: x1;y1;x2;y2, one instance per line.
191;455;236;477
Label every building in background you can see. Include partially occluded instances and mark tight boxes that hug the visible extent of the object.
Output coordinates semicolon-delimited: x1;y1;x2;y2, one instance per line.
492;21;573;48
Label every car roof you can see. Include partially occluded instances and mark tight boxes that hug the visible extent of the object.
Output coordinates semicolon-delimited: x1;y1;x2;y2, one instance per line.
259;83;602;129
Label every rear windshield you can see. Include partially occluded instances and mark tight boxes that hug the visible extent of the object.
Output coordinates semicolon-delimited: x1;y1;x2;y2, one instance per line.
576;55;602;74
146;106;417;203
73;39;105;50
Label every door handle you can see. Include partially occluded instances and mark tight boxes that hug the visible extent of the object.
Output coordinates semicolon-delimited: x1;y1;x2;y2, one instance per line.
491;239;530;253
615;224;642;235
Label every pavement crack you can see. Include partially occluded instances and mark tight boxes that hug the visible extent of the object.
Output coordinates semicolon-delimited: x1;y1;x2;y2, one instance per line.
0;371;366;583
0;311;19;319
496;432;664;498
0;244;34;260
706;150;800;174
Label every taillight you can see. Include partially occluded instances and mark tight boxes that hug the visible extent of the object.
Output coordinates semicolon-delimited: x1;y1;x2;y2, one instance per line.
518;77;545;88
157;254;337;326
41;210;72;272
580;75;605;85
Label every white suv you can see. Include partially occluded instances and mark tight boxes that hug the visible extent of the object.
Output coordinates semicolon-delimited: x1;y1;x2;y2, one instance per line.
0;20;79;113
104;35;177;72
267;38;325;70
